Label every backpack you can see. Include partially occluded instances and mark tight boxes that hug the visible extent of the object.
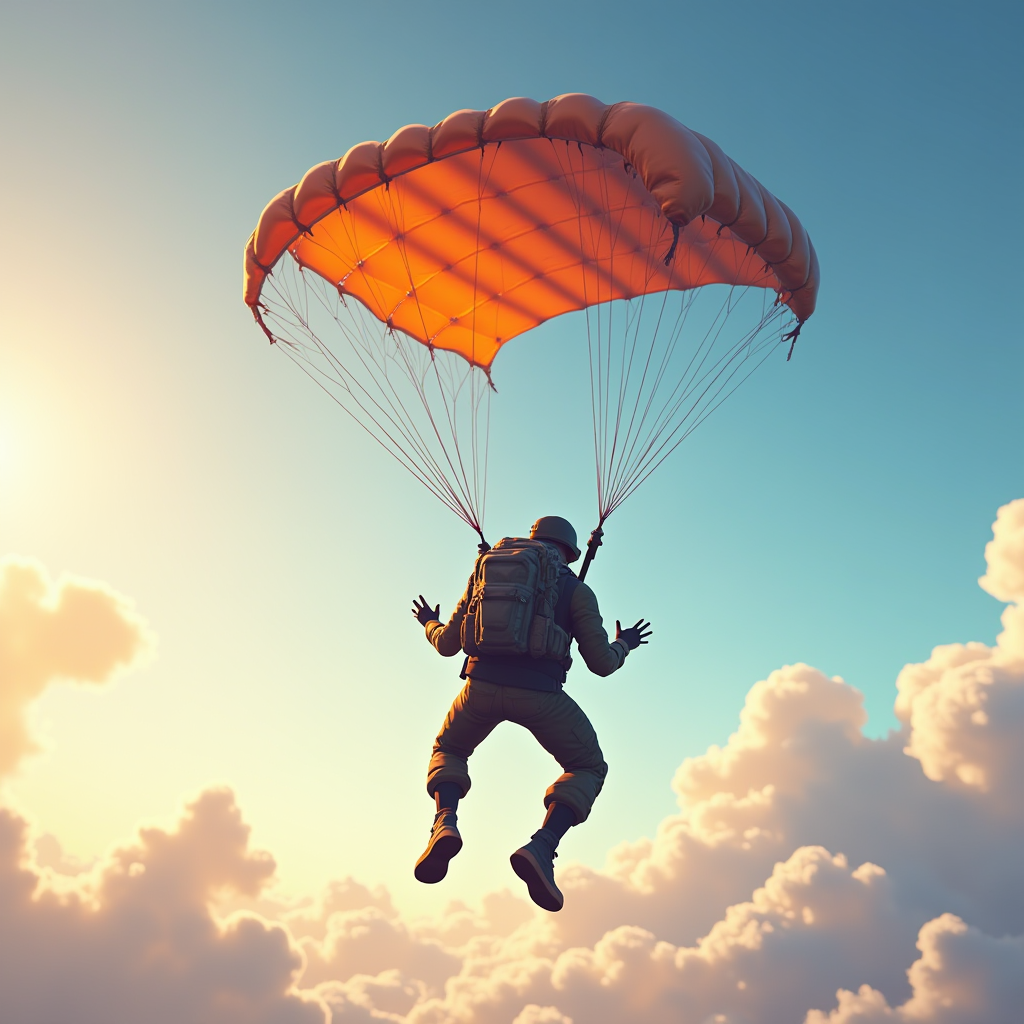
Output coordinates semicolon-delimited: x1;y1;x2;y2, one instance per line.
461;538;572;663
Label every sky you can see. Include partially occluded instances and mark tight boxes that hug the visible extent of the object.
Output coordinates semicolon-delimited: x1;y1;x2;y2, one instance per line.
0;2;1022;1020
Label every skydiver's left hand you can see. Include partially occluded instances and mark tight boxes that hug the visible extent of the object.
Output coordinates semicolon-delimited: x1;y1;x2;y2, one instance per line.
412;595;441;626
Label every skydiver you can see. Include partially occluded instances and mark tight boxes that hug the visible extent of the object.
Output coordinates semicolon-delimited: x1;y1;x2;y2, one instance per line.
410;515;652;912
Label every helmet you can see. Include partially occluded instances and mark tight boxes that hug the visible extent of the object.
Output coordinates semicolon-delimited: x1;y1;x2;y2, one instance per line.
529;516;581;562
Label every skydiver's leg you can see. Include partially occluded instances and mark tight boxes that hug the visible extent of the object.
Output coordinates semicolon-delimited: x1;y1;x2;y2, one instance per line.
425;679;502;800
513;688;609;824
416;679;502;885
433;782;462;814
505;687;609;911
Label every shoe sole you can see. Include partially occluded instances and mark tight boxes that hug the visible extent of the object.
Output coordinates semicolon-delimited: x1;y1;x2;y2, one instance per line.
510;848;564;912
414;832;463;884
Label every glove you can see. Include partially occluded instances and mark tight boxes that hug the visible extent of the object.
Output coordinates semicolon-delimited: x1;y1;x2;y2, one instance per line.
412;595;441;627
616;618;652;650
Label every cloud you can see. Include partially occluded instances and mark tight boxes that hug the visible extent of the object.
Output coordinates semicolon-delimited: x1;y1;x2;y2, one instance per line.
0;555;153;777
299;906;461;991
394;847;916;1024
386;845;1018;1024
3;498;1023;1021
316;970;428;1022
806;914;1024;1024
510;1008;573;1024
979;498;1024;606
894;499;1024;801
0;788;326;1024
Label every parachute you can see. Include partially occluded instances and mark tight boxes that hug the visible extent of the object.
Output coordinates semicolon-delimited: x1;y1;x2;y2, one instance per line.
244;94;818;577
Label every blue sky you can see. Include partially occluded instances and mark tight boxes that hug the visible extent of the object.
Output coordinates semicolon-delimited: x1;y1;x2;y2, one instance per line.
1;0;1021;916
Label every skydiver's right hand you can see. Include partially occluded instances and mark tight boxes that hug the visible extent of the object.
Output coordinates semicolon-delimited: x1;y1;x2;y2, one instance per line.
616;618;653;650
412;595;441;627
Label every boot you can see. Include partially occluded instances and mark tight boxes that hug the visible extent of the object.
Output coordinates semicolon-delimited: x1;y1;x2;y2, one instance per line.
414;810;462;884
510;828;563;912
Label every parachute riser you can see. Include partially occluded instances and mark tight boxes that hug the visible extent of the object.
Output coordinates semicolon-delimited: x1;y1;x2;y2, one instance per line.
576;521;606;583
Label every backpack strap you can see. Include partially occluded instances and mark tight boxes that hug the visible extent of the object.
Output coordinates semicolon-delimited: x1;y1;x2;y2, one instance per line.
554;567;581;641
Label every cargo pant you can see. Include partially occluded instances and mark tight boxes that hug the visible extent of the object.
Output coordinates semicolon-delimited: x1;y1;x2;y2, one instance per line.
426;678;608;824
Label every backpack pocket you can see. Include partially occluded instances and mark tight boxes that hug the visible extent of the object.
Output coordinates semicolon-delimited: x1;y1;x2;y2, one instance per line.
474;582;535;654
529;616;571;662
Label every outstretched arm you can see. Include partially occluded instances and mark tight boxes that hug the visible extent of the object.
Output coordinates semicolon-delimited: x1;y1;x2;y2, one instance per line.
412;572;475;657
571;583;650;677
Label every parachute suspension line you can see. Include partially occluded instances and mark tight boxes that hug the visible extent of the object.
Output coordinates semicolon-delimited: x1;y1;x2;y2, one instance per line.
604;290;744;514
596;154;650;517
266;283;475;524
315;197;474;523
606;212;758;515
584;158;669;523
551;141;797;544
420;143;499;537
370;174;497;537
271;273;467;516
477;361;492;551
554;138;605;517
379;186;479;524
554;139;639;521
554;140;665;526
556;143;666;576
316;284;471;514
602;278;720;513
624;327;784;501
468;146;494;534
601;276;673;517
598;153;647;520
606;299;788;513
260;254;489;534
628;248;790;517
603;288;698;510
585;146;613;517
602;212;680;515
478;141;508;546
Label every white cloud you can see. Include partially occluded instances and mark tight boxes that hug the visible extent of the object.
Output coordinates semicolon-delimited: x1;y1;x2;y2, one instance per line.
0;555;153;777
299;906;460;991
0;789;326;1024
895;499;1024;800
510;1007;573;1024
979;498;1024;606
316;970;427;1022
391;848;919;1024
806;913;1024;1024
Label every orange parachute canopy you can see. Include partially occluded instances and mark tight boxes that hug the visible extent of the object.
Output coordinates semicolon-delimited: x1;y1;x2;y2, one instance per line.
244;93;817;373
244;95;818;559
